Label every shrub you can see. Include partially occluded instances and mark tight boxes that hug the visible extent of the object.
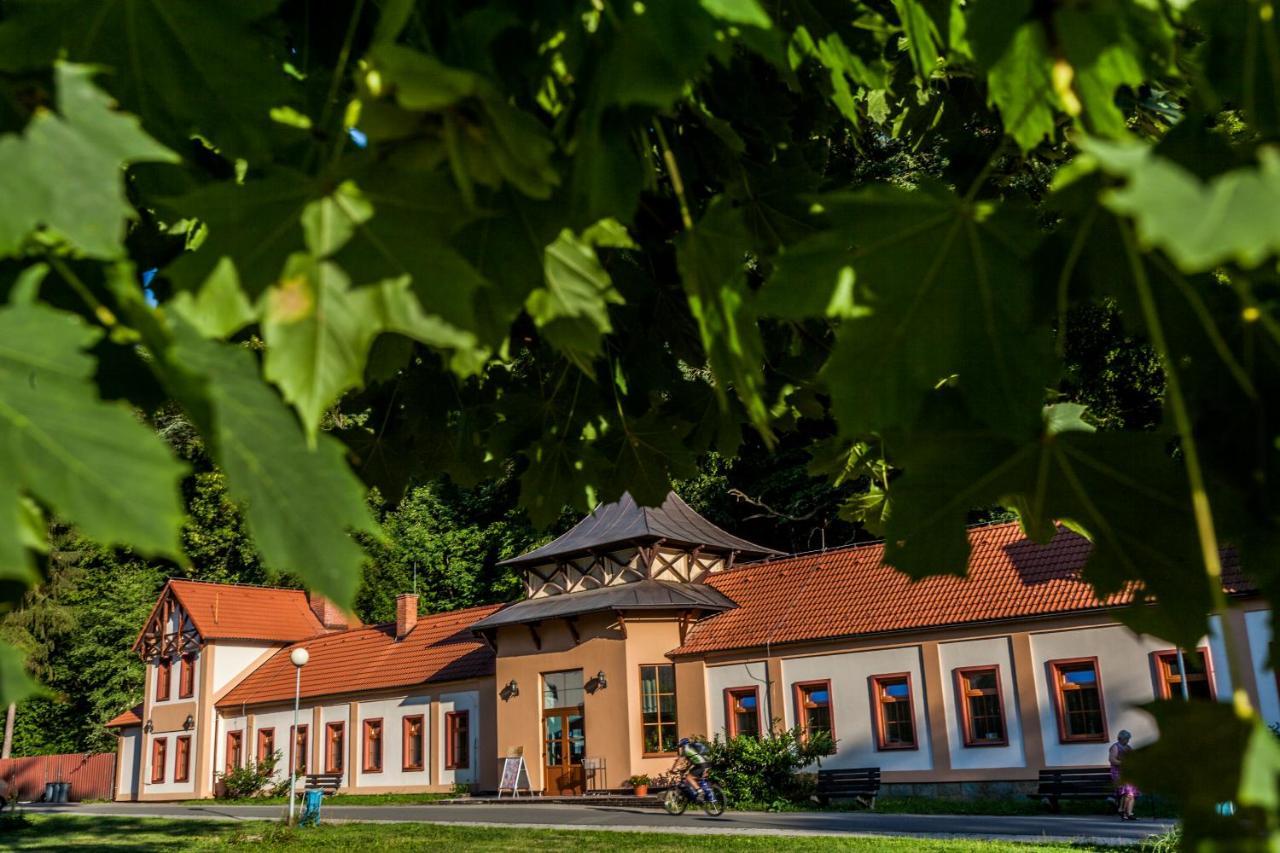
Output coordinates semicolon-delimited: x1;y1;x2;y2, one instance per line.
703;726;835;806
218;750;281;799
625;774;651;787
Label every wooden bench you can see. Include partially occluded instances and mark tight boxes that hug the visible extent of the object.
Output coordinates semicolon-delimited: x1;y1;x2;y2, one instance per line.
303;772;343;795
814;768;881;808
1029;768;1115;812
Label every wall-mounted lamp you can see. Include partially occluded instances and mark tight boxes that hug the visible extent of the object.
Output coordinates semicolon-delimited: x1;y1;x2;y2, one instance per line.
505;679;520;697
183;714;194;731
595;670;608;689
144;719;153;733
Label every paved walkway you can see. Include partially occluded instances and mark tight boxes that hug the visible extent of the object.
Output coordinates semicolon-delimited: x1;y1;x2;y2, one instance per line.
24;801;1174;845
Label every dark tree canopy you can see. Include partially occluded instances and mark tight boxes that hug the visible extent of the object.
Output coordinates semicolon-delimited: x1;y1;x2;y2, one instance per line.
0;0;1277;842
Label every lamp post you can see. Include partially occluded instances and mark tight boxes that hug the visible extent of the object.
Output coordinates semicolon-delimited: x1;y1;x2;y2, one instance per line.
287;647;309;825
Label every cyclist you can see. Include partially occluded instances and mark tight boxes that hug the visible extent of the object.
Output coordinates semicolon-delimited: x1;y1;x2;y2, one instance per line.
676;737;714;804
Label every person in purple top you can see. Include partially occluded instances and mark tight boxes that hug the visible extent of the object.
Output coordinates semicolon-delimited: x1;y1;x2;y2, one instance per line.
1109;730;1138;820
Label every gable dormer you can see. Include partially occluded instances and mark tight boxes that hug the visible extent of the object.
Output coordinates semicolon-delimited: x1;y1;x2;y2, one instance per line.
134;584;203;661
500;492;780;598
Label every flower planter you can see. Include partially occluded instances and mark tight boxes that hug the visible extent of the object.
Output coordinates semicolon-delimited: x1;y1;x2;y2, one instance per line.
632;784;649;797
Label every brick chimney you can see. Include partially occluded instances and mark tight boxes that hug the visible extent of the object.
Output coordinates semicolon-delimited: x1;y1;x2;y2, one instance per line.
396;593;419;640
308;592;352;630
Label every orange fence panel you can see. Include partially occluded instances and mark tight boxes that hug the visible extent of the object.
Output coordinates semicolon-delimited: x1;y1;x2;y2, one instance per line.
0;752;115;801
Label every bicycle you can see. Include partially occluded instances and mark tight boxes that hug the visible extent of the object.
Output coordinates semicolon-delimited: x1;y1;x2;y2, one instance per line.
661;761;725;817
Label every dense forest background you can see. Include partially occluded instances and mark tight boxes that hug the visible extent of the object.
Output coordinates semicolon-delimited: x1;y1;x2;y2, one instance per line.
0;305;1157;758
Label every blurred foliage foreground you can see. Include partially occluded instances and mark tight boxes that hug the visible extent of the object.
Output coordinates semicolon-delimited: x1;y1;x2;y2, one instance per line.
0;0;1278;844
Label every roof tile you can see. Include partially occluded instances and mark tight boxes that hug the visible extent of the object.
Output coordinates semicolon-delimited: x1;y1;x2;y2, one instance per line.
166;580;329;644
673;521;1248;656
217;603;503;708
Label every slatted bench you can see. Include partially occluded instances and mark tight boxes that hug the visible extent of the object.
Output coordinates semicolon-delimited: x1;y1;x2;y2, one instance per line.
303;772;343;795
814;768;881;808
1029;768;1115;812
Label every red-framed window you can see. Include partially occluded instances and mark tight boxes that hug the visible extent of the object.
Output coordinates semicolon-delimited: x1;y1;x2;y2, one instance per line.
362;719;384;773
1153;648;1215;701
325;722;345;774
794;680;835;752
225;730;243;773
174;735;192;783
954;666;1008;747
256;727;275;763
155;659;172;702
178;653;196;699
403;715;425;772
445;711;470;770
1049;657;1108;743
724;687;761;738
290;724;309;775
150;736;167;784
870;673;917;750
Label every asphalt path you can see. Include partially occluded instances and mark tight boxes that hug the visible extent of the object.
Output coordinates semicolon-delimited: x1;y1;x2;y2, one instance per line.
23;801;1174;845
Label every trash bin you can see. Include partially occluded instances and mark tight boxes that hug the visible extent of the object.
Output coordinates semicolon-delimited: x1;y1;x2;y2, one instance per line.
57;782;71;803
300;788;323;827
42;782;56;803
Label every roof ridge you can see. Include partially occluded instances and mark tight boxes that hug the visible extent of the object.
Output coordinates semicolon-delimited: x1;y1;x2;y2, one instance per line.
167;577;308;593
727;518;1027;574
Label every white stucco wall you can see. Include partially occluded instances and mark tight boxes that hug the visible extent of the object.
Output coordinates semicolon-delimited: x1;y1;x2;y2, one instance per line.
706;662;770;737
1245;610;1280;726
140;732;197;796
210;642;276;696
320;703;351;782
937;637;1026;770
1028;624;1200;767
117;728;141;797
354;695;433;787
214;713;247;779
781;646;932;771
437;691;479;787
250;707;311;781
151;649;201;707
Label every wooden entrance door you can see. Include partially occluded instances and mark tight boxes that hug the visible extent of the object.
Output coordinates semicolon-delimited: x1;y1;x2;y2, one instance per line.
543;707;585;795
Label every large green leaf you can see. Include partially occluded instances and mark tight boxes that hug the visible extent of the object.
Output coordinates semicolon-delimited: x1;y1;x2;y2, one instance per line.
0;640;41;707
0;0;290;158
262;253;485;441
526;227;624;372
0;303;186;566
1083;137;1280;272
791;182;1052;436
0;63;175;258
169;322;379;607
165;170;318;297
884;399;1211;646
676;197;770;439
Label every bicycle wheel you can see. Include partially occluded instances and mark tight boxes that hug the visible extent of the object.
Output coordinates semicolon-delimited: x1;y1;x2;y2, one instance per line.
702;784;725;817
662;788;688;815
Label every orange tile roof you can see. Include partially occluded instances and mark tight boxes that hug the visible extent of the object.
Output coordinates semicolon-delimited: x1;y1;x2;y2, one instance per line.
164;579;329;644
105;703;143;728
216;604;503;708
672;521;1247;656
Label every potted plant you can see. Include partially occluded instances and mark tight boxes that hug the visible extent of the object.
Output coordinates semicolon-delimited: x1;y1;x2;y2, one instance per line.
626;774;651;797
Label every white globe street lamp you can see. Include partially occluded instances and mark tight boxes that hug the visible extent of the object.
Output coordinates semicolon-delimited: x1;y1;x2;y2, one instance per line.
287;647;309;825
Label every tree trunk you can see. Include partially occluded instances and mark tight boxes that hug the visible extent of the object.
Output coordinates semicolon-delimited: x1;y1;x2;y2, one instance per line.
2;702;14;759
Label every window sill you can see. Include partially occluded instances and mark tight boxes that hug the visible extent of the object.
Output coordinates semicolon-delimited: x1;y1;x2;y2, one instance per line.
1059;735;1108;744
641;752;677;758
961;740;1010;748
875;742;919;752
403;764;425;773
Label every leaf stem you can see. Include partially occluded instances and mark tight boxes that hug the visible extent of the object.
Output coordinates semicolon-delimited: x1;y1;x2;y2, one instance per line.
50;257;117;329
654;120;693;231
1121;222;1254;718
313;0;367;173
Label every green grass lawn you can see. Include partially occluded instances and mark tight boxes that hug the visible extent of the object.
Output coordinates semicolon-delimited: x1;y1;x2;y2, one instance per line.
180;792;456;806
0;815;1136;852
